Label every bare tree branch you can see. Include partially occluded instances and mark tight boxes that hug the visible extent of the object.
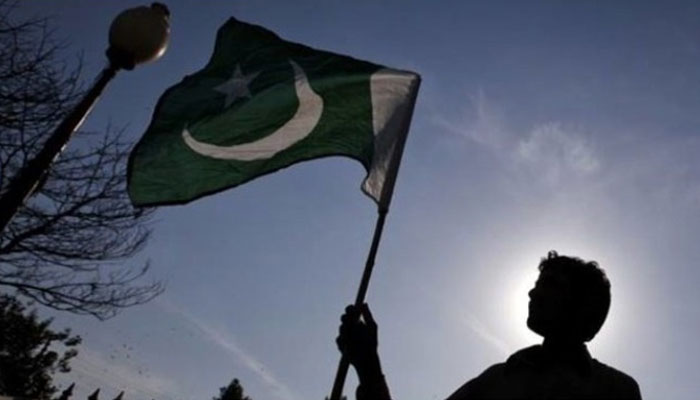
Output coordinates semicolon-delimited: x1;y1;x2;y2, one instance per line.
0;2;161;319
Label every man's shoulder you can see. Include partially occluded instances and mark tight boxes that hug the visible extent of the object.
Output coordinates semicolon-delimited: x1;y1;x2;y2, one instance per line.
445;346;643;400
445;362;507;400
445;346;543;400
591;358;642;397
592;358;636;379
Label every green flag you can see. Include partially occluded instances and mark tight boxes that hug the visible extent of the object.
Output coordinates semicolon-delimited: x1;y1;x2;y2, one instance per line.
128;18;420;209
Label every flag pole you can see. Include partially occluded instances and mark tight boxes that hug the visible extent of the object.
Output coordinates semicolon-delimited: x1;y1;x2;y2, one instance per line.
329;206;389;400
328;71;420;400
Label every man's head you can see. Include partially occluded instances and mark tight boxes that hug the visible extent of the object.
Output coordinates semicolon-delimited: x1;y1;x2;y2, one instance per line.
527;251;611;342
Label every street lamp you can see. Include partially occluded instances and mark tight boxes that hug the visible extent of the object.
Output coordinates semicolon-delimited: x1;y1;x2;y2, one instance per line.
0;3;170;233
108;2;170;69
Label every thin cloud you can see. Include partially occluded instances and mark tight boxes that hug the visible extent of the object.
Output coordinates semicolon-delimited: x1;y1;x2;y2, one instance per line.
462;312;511;357
161;302;300;400
432;91;600;186
516;122;600;185
432;89;509;148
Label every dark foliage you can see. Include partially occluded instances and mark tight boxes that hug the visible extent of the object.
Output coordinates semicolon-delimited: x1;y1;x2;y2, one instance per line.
0;294;81;399
213;378;252;400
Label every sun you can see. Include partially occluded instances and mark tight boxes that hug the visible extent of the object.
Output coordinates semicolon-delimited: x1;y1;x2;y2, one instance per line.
495;245;577;347
498;243;628;350
504;263;541;347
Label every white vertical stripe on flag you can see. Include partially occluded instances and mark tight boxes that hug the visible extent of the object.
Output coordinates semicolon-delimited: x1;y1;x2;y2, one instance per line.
363;69;421;210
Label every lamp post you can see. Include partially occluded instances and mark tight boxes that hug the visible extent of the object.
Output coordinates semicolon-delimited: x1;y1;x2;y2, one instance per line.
0;3;170;233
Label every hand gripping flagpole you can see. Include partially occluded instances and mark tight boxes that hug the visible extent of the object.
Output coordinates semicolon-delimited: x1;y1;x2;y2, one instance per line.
329;206;388;400
329;73;420;400
0;4;169;234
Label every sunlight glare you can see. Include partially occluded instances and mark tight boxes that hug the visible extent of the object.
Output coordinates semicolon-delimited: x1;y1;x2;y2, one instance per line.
499;241;620;348
503;251;542;348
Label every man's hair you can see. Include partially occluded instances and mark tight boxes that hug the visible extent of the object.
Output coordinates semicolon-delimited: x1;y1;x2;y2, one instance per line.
539;251;611;341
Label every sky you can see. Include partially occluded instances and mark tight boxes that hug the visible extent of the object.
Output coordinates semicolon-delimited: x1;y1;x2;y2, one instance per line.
10;1;700;399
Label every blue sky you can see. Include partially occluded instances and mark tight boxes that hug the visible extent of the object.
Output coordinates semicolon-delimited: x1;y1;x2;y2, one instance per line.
13;1;700;399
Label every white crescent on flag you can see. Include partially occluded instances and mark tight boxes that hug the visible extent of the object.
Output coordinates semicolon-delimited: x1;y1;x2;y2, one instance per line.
182;60;324;161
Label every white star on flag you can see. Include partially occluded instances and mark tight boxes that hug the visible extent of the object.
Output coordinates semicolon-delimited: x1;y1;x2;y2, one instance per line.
214;64;260;107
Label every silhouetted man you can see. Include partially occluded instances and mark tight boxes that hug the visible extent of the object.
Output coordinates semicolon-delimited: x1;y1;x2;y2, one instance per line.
337;251;642;399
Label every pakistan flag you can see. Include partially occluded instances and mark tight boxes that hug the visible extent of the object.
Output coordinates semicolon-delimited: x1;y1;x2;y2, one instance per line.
128;18;420;209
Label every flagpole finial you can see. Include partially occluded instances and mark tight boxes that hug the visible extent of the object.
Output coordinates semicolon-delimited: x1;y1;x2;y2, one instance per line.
107;3;171;70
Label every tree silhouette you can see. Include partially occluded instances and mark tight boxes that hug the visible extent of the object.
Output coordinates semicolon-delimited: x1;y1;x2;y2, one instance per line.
0;2;162;319
213;378;251;400
0;294;81;399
